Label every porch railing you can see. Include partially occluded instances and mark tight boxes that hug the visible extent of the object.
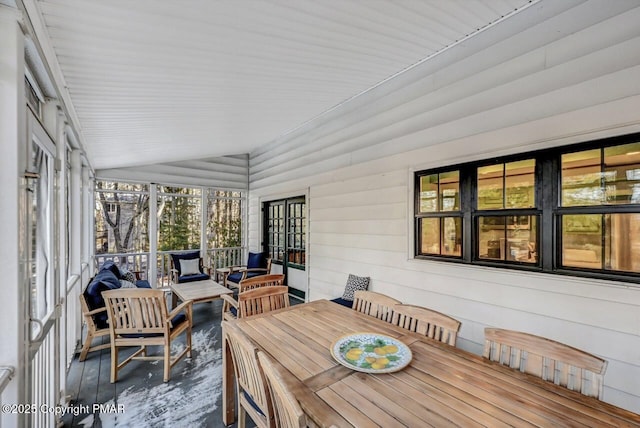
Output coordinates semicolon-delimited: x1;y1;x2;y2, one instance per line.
95;247;245;287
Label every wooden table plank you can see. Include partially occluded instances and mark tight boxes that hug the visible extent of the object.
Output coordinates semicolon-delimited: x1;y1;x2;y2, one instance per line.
222;300;640;428
412;340;638;427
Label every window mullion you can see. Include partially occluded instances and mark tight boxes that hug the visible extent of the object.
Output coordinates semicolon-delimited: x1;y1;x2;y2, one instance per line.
541;155;555;271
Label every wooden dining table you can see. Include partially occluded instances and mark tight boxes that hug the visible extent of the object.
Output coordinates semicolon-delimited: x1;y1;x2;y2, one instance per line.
222;299;640;427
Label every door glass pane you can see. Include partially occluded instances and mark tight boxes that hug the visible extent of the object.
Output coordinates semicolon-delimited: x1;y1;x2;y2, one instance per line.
29;142;53;333
561;149;602;206
604;142;640;204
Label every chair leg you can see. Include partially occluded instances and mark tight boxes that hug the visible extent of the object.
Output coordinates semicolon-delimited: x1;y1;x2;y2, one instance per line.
110;345;118;383
187;326;192;359
79;334;92;362
238;404;246;428
163;343;171;382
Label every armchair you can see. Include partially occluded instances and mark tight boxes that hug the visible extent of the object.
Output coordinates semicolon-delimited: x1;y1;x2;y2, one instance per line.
102;288;193;382
223;251;272;289
222;274;285;320
170;251;210;284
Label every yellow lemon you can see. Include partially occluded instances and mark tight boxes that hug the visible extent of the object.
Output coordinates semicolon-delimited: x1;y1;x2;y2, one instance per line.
371;362;386;370
376;357;389;365
346;349;362;360
374;347;387;355
365;357;377;364
351;348;363;355
384;345;398;354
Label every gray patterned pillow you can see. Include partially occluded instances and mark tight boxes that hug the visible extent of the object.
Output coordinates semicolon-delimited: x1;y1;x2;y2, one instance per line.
119;268;136;283
341;274;370;301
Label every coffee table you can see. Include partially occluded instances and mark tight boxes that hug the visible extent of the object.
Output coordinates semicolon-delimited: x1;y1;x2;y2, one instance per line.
170;279;233;309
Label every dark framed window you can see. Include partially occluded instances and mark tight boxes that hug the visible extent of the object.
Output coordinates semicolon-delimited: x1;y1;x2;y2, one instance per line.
415;170;462;258
414;133;640;283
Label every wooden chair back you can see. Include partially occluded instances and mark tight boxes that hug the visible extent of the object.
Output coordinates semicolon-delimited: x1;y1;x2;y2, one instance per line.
391;304;461;346
238;286;290;318
239;274;285;292
103;288;192;382
78;293;111;361
352;290;401;322
257;351;305;428
483;328;607;399
222;321;274;428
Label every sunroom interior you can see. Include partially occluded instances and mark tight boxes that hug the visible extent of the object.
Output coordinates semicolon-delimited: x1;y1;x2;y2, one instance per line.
2;0;640;426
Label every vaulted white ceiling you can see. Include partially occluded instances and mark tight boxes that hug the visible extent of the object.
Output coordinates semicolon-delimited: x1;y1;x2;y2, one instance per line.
33;0;532;170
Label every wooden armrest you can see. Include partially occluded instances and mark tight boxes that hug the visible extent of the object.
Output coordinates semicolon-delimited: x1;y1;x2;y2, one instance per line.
168;300;193;326
170;268;179;273
228;265;246;273
84;306;107;316
221;294;238;310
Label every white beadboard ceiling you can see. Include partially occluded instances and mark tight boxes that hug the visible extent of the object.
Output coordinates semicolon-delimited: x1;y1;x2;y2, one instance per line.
34;0;532;170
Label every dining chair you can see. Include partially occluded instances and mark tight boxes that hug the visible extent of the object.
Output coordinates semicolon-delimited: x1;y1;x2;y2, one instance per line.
223;285;290;320
257;351;306;428
352;290;401;322
483;328;608;399
222;321;275;428
391;304;461;346
102;288;193;383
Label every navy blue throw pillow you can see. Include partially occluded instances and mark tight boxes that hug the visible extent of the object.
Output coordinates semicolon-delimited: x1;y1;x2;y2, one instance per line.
247;252;265;269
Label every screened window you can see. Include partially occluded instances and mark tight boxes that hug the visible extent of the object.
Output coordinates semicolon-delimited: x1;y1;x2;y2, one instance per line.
157;186;201;251
414;135;640;283
95;181;150;254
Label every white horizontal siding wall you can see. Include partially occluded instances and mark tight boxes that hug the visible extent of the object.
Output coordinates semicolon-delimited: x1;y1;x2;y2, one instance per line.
248;0;640;413
97;154;249;190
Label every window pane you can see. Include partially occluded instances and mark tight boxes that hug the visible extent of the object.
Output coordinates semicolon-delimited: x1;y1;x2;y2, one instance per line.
562;214;602;269
420;217;461;256
477;164;503;209
606;213;640;272
419;174;438;212
604;142;640;205
478;216;537;263
561;149;602;206
442;217;462;256
505;159;535;208
440;171;460;211
420;218;440;254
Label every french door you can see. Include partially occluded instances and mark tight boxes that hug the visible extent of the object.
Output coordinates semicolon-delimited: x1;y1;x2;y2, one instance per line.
263;196;306;299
